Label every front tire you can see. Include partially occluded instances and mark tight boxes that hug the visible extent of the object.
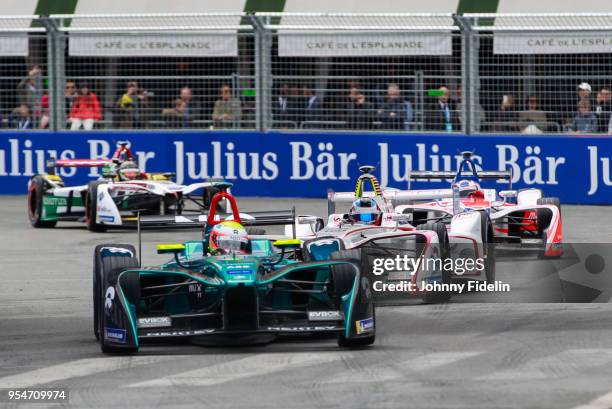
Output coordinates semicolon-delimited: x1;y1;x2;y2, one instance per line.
479;211;496;284
95;244;139;353
417;222;452;303
28;176;56;228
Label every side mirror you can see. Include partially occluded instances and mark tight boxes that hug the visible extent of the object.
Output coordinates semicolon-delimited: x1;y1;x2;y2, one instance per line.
157;243;186;255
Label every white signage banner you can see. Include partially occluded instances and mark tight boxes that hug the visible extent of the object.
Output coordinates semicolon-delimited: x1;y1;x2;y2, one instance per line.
69;34;237;57
0;36;29;56
495;32;612;55
278;32;452;57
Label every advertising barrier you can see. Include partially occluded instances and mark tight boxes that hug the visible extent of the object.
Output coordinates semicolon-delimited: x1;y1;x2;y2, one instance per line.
0;131;610;204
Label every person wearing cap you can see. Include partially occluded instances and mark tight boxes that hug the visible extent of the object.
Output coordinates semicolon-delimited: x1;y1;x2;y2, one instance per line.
563;82;593;126
578;82;592;102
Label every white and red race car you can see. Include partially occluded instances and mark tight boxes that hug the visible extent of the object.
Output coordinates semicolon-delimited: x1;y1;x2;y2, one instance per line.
289;165;495;288
393;152;563;258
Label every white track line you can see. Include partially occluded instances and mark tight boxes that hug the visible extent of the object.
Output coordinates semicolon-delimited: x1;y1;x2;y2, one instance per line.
401;351;483;372
477;349;612;381
326;351;483;384
0;356;172;389
573;390;612;409
127;352;344;388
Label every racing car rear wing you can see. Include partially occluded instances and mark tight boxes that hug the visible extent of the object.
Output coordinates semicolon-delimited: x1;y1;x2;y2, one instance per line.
45;158;110;175
407;170;513;182
327;189;454;214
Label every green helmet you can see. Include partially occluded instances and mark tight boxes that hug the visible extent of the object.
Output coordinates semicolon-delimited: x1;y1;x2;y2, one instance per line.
101;163;116;178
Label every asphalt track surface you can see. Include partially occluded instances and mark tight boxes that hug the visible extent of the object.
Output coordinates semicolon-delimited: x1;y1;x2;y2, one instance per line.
1;195;612;409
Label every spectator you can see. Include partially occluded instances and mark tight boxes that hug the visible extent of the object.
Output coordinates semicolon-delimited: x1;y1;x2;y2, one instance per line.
519;96;547;133
176;86;200;127
493;94;519;132
595;87;612;132
212;84;241;127
345;87;373;129
570;100;597;133
40;91;49;129
302;86;321;122
64;80;76;120
161;99;186;128
69;83;102;130
17;64;43;127
377;83;412;131
578;82;592;104
9;104;33;129
116;81;140;128
426;86;458;132
566;82;594;125
273;84;291;123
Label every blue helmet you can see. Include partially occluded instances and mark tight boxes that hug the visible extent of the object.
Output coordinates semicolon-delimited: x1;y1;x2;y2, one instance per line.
349;197;382;225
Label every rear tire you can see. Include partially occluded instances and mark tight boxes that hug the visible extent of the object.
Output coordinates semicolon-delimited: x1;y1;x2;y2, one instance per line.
416;222;452;303
86;181;107;232
95;245;139;353
28;176;57;228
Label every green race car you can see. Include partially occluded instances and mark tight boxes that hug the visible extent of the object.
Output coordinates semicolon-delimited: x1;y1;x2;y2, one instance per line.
94;189;375;353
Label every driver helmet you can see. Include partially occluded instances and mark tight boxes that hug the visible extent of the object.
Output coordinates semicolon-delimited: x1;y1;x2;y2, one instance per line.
208;221;250;255
101;162;117;179
455;180;482;198
118;160;141;181
349;197;382;225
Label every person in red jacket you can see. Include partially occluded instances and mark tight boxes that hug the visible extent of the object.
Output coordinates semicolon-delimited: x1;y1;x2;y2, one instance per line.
69;83;102;130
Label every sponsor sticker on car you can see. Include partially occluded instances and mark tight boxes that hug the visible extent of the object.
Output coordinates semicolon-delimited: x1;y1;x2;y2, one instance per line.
137;317;172;328
105;327;126;343
308;310;343;321
355;317;374;335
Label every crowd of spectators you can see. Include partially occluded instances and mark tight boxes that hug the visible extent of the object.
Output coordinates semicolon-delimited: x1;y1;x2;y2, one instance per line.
5;64;612;134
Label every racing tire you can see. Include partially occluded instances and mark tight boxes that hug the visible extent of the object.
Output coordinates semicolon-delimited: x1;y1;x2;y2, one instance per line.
85;181;107;232
329;249;362;301
416;222;452;303
337;309;375;348
95;244;139;353
479;211;496;284
94;244;138;341
28;175;57;228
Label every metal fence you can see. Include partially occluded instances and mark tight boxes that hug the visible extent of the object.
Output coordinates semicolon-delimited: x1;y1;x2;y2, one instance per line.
2;13;612;134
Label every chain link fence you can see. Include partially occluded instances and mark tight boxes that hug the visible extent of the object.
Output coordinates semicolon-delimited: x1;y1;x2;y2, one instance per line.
466;13;612;134
0;16;48;129
1;13;612;134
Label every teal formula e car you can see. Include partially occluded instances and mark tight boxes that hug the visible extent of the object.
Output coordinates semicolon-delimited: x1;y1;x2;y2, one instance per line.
93;188;375;353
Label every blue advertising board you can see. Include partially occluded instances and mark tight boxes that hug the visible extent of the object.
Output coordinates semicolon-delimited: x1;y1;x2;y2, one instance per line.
0;131;610;204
